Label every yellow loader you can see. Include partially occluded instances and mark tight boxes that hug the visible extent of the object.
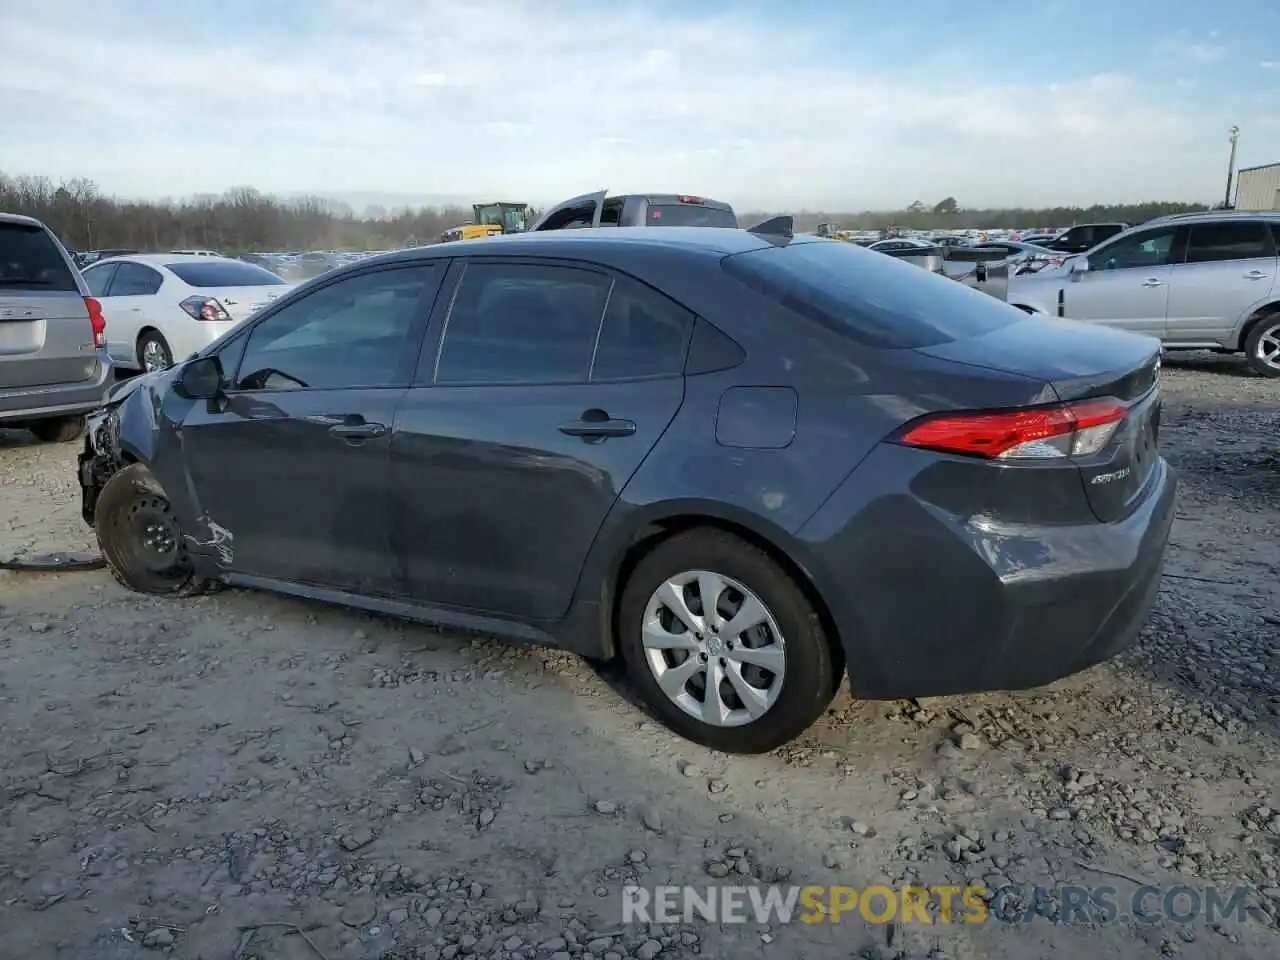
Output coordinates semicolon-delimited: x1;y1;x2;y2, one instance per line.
439;201;530;243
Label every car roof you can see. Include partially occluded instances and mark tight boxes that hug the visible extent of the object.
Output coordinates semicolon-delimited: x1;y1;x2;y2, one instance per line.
92;253;222;267
362;226;799;268
0;211;49;229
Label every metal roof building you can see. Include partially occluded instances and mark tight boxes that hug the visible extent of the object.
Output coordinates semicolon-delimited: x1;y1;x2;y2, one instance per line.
1234;162;1280;211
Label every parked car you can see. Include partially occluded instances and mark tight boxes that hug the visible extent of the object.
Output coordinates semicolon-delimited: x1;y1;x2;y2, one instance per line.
0;212;111;442
77;224;1174;753
1041;222;1129;254
75;248;140;269
529;191;737;231
1007;211;1280;377
867;238;936;253
81;254;293;372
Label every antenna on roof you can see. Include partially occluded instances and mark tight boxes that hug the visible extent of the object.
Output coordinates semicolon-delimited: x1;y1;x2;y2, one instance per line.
747;216;794;238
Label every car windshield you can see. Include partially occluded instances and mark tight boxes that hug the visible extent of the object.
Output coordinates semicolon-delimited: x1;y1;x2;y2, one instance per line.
0;223;79;291
165;260;286;287
723;239;1019;350
645;204;737;228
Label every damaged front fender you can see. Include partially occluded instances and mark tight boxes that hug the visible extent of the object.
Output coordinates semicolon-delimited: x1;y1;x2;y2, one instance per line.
77;366;193;528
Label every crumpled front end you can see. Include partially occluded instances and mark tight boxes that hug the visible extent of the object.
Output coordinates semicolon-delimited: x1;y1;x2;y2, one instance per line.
78;405;127;526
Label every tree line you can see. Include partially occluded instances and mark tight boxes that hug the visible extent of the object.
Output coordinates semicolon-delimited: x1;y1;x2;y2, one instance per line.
1;172;1212;254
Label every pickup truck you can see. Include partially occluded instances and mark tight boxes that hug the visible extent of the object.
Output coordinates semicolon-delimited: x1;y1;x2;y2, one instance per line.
529;191;737;231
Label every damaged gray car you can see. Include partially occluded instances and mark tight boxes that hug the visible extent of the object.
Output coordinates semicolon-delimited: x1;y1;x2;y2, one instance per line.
78;229;1174;754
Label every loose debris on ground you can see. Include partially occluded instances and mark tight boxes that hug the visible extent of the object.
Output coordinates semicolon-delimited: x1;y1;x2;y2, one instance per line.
0;353;1277;959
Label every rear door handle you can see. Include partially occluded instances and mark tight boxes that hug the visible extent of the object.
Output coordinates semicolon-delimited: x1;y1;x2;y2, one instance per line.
329;422;387;440
1141;278;1165;287
559;418;636;439
1243;270;1268;280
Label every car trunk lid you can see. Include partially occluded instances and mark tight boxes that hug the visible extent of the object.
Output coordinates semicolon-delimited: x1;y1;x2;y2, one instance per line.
198;285;291;324
0;290;100;390
917;317;1163;522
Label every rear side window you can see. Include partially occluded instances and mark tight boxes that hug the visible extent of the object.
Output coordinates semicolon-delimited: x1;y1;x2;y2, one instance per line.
435;263;611;384
110;262;163;296
591;276;693;381
166;260;286;287
1184;221;1275;263
646;203;737;228
723;240;1018;350
0;223;78;291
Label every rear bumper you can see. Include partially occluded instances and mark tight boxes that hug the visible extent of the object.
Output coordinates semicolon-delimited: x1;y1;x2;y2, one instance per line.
798;450;1177;699
0;360;112;423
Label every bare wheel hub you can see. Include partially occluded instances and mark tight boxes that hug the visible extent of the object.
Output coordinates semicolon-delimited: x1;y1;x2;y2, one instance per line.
641;569;787;727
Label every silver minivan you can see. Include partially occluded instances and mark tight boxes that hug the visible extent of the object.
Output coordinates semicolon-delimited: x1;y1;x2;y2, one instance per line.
0;213;112;441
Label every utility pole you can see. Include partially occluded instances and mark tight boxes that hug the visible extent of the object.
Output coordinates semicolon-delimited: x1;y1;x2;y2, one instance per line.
1224;125;1240;209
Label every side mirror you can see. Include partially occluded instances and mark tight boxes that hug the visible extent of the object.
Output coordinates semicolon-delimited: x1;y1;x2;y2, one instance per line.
1069;258;1089;275
174;355;224;399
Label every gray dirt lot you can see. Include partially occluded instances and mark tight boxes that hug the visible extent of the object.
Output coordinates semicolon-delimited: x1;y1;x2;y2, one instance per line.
0;355;1277;960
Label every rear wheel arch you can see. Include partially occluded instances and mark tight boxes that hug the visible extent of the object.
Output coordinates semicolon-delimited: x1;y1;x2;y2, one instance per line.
1237;301;1280;347
605;512;846;677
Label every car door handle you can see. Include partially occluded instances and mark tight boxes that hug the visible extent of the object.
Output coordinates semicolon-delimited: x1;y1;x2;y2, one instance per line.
1141;278;1165;287
1243;270;1268;280
559;415;636;439
329;422;387;440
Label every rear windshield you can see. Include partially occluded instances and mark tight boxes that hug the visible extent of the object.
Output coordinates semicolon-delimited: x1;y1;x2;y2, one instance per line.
165;260;286;287
646;203;738;228
0;223;79;291
723;239;1019;350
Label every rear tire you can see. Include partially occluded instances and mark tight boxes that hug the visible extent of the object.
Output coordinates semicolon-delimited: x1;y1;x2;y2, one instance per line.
137;331;174;372
28;416;85;443
94;463;215;596
617;528;838;754
1243;314;1280;378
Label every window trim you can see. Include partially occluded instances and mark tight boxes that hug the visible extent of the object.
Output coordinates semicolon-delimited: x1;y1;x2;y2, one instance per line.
223;261;445;395
424;257;616;388
1181;219;1278;265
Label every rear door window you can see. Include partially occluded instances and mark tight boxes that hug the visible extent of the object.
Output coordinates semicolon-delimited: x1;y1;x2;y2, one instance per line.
591;276;694;381
434;262;611;384
1184;221;1276;263
110;262;164;296
0;222;79;291
723;240;1017;350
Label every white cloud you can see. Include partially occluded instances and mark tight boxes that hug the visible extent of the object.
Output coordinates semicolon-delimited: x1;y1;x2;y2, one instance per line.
1262;60;1280;70
0;0;1276;209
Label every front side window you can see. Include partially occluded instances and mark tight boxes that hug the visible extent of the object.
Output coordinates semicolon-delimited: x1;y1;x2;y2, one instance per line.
434;262;611;385
234;266;434;391
110;262;163;296
83;263;118;297
1087;229;1176;271
1184;221;1275;264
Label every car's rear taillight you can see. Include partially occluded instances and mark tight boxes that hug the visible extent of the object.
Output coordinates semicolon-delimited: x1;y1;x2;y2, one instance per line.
180;296;231;321
84;296;105;348
898;397;1128;460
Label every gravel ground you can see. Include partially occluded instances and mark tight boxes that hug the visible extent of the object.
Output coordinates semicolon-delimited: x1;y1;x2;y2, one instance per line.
0;354;1277;960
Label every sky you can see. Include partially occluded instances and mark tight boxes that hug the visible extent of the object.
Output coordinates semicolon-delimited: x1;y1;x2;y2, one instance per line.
2;0;1279;211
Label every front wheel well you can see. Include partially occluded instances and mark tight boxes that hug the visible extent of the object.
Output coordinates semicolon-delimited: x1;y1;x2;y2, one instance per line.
608;515;846;675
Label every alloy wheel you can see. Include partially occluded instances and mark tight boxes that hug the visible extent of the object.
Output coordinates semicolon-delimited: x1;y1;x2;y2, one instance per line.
1255;320;1280;374
142;340;170;371
640;569;787;727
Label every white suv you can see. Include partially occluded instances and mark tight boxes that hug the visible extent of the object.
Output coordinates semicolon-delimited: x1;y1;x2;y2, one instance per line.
1007;211;1280;377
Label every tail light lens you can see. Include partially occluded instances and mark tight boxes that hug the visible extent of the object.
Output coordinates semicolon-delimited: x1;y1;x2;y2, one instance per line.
84;297;105;348
180;296;231;321
898;397;1128;460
